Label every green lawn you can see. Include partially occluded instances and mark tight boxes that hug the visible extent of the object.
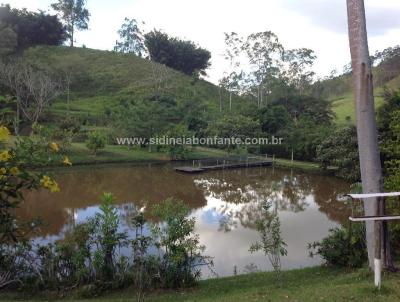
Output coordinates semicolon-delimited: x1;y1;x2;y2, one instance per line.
60;143;229;166
2;266;400;301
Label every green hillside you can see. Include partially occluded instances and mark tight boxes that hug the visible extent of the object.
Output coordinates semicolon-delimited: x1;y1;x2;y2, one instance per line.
327;72;400;125
23;46;400;127
22;46;247;124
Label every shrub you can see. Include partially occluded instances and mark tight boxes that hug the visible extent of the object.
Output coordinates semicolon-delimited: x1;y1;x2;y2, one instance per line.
308;224;367;268
249;201;287;281
151;198;213;288
89;193;129;281
85;131;106;155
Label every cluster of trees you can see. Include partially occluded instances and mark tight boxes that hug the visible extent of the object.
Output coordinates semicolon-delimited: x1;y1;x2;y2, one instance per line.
0;5;66;54
219;31;317;110
0;0;90;55
114;19;211;77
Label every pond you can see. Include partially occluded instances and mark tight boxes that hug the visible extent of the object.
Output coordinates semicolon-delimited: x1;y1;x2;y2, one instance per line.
19;163;351;278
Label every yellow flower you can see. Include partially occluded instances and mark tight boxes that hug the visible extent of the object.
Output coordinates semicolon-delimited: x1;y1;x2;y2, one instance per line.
0;126;10;141
10;167;20;175
40;175;60;192
49;142;59;152
62;156;72;166
0;150;11;162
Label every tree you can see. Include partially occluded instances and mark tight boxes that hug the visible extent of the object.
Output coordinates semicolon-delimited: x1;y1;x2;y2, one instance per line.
317;126;360;182
144;30;211;76
112;95;178;152
0;60;62;133
51;0;89;47
0;5;66;52
346;0;394;277
86;131;106;156
0;24;17;56
258;105;291;135
221;32;245;110
114;17;146;57
282;48;316;94
243;31;284;108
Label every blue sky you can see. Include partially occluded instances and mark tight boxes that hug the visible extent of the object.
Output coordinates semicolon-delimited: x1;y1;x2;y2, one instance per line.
5;0;400;84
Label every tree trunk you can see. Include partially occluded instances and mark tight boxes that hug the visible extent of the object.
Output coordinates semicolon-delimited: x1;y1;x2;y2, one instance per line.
219;86;222;112
346;0;393;270
14;100;20;136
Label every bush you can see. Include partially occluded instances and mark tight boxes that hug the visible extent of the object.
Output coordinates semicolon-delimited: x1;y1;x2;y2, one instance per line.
0;194;212;294
308;224;367;268
86;131;106;155
151;198;213;288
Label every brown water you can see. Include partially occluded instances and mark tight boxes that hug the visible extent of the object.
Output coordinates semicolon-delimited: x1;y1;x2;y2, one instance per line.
19;163;351;278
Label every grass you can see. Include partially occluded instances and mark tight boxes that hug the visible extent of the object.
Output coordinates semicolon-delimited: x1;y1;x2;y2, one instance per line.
331;92;385;125
1;266;400;301
59;143;229;166
273;157;320;171
61;143;321;171
22;46;246;125
330;73;400;125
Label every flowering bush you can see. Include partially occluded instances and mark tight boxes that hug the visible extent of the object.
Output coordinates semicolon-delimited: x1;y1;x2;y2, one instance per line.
0;125;70;243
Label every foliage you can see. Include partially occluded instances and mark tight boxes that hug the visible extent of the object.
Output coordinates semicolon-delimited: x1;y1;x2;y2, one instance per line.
85;131;106;155
0;59;62;127
131;210;155;301
316;126;360;182
114;17;146;57
0;4;66;52
112;95;178;151
275;95;334;125
0;125;67;244
163;124;193;160
308;224;367;268
258;105;291;135
151;198;212;288
249;201;287;281
88;193;129;281
145;30;211;76
51;0;90;47
1;195;212;293
207;114;260;152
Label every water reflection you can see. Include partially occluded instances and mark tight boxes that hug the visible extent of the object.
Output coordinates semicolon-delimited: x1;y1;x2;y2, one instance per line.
19;163;351;277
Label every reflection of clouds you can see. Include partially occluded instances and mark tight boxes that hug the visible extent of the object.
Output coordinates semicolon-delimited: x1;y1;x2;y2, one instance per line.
21;164;352;278
194;190;341;277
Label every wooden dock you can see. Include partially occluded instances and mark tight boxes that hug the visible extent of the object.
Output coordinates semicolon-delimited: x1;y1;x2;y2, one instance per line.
175;160;273;174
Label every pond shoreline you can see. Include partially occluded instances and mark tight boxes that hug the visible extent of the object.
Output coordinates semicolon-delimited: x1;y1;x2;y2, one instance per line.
1;266;399;301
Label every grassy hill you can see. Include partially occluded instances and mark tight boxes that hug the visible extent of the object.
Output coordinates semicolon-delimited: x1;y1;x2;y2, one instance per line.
22;46;400;127
22;46;248;125
326;71;400;125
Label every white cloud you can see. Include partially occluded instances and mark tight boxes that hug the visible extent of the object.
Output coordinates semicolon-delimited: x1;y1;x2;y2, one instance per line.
4;0;400;84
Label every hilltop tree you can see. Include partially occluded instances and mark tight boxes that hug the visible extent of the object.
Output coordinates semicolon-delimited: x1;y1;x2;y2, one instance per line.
51;0;90;47
114;17;146;57
0;5;66;52
144;30;211;76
